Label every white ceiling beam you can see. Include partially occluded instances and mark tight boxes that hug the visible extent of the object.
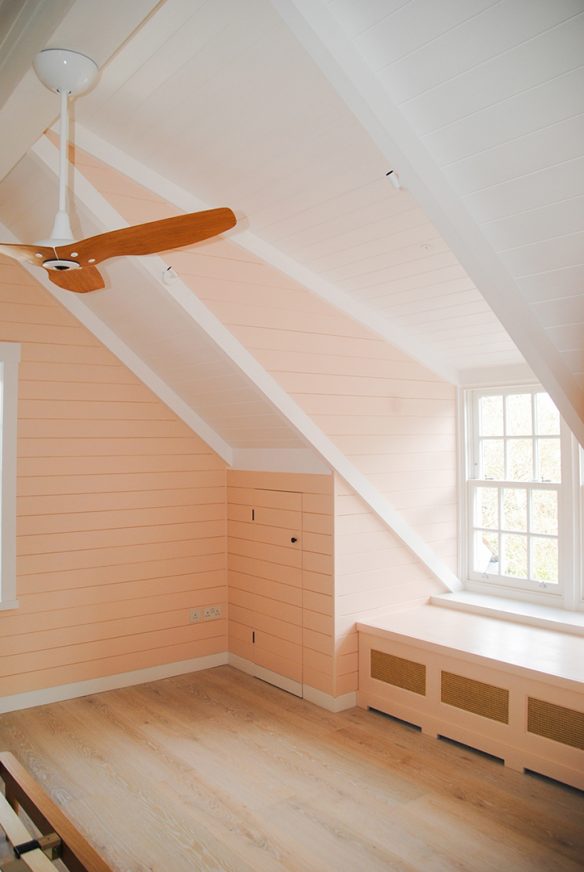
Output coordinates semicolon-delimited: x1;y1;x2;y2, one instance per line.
271;0;584;448
0;219;234;466
31;133;462;594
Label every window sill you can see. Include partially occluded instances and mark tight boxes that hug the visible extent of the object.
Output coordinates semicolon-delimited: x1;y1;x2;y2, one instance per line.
0;599;19;611
430;591;584;636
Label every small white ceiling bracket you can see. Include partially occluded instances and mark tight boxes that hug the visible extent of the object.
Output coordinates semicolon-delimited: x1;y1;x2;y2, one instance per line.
385;169;401;190
163;265;178;284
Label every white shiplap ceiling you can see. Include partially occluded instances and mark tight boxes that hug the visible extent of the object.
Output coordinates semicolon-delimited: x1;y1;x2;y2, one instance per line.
0;0;582;589
2;0;580;401
328;0;584;386
74;0;523;381
279;0;584;437
0;149;308;457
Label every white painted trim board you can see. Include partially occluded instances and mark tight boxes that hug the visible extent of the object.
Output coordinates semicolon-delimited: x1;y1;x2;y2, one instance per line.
0;653;229;714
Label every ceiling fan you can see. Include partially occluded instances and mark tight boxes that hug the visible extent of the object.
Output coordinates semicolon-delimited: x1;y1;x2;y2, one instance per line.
0;49;236;293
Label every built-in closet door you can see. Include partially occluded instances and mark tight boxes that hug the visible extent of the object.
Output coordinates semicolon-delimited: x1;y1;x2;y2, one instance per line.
228;488;303;695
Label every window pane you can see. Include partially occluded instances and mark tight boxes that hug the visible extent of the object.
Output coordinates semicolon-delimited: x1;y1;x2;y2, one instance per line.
501;488;527;532
501;534;528;578
530;490;558;536
531;537;558;583
537;438;561;483
535;393;560;435
479;394;503;437
506;439;533;481
505;393;532;436
474;531;499;574
481;439;504;479
475;487;498;529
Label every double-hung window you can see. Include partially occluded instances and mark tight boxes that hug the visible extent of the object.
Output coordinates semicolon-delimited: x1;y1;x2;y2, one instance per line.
464;386;580;609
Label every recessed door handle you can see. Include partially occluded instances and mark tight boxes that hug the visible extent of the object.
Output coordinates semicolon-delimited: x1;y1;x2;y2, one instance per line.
291;537;298;543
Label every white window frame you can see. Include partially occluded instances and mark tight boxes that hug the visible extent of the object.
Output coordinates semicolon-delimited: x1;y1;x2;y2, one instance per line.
0;342;20;610
460;384;582;612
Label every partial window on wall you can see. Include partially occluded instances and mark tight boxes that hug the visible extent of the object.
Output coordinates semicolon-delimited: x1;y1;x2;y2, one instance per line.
0;343;20;609
463;386;582;611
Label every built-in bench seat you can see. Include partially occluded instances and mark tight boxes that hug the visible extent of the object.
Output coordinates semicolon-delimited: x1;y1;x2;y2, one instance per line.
357;605;584;790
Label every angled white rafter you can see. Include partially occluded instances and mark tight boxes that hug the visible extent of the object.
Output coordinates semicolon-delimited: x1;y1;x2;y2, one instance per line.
271;0;584;448
72;125;458;385
0;221;234;466
30;133;462;592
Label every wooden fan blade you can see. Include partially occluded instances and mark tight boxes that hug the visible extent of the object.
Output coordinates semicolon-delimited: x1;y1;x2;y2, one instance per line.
0;243;54;266
47;265;105;293
55;208;237;266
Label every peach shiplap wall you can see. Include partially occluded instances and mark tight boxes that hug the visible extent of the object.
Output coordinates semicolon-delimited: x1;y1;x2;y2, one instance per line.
227;470;334;695
0;257;227;697
73;148;458;577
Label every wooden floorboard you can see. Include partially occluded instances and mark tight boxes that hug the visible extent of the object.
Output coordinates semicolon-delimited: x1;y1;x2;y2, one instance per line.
0;666;582;871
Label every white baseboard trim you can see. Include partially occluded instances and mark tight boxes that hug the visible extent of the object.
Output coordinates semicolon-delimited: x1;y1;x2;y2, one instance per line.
227;655;357;711
302;685;357;712
0;652;229;714
228;653;303;697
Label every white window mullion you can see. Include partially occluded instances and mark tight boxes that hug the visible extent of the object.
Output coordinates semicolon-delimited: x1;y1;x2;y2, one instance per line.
526;483;532;580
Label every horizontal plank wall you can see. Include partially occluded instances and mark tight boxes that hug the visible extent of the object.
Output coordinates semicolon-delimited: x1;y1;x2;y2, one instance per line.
0;257;227;698
334;475;442;695
73;148;458;580
227;470;334;696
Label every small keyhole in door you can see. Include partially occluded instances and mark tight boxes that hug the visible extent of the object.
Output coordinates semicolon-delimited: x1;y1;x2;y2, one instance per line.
291;536;298;543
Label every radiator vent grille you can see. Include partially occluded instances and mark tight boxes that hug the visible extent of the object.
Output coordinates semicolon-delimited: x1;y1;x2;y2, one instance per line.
370;650;426;695
441;671;509;723
527;698;584;750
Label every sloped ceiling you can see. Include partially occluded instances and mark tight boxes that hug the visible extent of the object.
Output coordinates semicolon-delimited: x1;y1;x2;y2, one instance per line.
74;0;524;384
0;0;583;588
274;0;584;442
0;149;313;463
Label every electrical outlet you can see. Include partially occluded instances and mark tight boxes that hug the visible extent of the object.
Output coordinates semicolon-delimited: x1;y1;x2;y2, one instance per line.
189;608;202;624
203;605;222;621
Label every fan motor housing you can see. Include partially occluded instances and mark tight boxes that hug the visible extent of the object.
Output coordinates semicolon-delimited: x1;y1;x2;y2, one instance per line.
43;258;81;272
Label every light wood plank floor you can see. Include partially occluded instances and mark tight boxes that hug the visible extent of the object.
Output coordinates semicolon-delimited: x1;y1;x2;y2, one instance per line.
0;666;582;871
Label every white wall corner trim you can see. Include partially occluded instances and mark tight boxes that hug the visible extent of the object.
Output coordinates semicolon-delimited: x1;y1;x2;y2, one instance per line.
0;653;229;714
30;135;462;594
271;0;584;449
228;653;303;697
227;654;357;710
302;685;357;712
0;341;20;609
232;448;331;474
459;363;538;388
